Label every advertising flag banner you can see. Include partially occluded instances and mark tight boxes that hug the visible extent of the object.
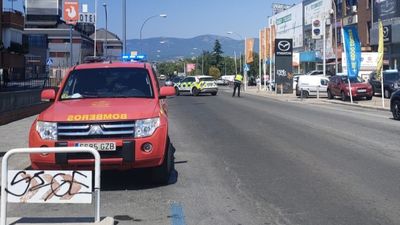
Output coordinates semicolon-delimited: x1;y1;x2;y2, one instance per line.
186;63;196;73
246;38;254;63
377;20;384;80
343;25;361;78
271;25;276;55
260;29;266;60
266;28;271;59
64;1;79;25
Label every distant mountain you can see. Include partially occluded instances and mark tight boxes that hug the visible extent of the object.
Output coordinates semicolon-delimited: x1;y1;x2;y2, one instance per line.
126;35;259;61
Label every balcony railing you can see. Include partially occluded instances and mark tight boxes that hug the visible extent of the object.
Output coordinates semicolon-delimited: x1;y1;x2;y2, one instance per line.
1;10;24;30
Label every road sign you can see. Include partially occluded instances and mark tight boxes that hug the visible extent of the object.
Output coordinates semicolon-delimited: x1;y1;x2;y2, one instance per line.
79;13;95;24
244;64;250;72
82;4;88;13
64;1;79;25
46;58;53;66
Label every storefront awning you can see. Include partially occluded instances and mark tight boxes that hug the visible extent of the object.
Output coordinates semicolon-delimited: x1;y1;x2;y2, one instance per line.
300;51;322;63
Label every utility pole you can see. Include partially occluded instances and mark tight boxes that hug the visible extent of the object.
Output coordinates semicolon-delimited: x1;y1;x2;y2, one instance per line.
94;0;97;56
103;3;108;58
122;0;126;55
234;51;238;75
323;17;327;77
70;25;73;66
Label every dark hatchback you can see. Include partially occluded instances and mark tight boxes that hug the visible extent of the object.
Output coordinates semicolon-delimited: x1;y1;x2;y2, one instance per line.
369;70;400;98
391;89;400;120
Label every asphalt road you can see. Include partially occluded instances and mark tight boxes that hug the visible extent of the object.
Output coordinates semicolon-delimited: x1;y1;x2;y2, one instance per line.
1;88;400;225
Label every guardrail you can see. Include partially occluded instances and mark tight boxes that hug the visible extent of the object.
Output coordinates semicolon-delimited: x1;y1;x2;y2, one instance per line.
0;77;61;92
0;147;101;225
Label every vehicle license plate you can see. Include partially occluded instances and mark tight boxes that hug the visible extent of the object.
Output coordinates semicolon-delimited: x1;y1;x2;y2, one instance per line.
75;142;116;151
357;89;366;93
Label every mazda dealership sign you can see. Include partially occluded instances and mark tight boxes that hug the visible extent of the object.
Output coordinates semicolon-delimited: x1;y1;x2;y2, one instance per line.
275;39;293;93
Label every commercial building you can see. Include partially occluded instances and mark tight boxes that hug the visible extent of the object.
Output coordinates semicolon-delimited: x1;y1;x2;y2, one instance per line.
25;24;94;68
25;0;63;28
1;9;26;80
302;0;336;73
90;29;123;61
269;3;304;72
370;0;400;70
24;0;94;69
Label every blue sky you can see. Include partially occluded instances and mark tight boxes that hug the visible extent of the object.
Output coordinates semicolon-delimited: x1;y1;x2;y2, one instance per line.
5;0;299;40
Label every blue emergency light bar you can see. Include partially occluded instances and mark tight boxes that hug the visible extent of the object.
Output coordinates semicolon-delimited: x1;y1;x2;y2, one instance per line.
122;54;147;62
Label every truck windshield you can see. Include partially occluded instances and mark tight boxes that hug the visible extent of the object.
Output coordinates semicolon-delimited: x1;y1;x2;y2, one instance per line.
60;68;154;100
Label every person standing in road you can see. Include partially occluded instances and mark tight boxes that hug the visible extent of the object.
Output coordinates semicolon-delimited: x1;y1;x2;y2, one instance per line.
232;73;243;97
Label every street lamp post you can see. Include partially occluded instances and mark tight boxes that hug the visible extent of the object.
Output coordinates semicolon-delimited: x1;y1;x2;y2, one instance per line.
227;31;247;91
94;0;97;56
140;14;167;53
122;0;126;55
330;0;339;75
103;3;108;58
227;31;244;74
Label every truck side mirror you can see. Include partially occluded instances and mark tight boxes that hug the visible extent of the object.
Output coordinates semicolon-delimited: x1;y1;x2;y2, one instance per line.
159;86;175;99
41;89;56;101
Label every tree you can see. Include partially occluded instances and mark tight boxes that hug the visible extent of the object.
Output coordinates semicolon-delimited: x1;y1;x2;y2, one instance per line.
223;56;236;75
209;66;221;79
212;40;224;72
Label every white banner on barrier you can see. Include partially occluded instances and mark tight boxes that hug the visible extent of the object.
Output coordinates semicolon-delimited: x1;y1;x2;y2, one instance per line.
7;170;92;204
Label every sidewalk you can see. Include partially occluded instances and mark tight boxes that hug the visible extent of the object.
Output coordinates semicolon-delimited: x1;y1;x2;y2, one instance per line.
243;86;391;111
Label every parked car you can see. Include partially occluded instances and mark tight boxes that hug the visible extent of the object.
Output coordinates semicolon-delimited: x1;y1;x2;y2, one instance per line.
293;75;300;89
295;76;329;98
159;74;166;80
301;70;333;77
215;79;229;86
165;79;173;86
390;89;400;120
369;70;400;98
327;75;373;101
165;76;184;87
292;73;305;89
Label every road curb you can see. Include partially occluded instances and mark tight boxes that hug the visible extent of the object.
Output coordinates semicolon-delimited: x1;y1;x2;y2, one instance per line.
7;217;114;225
243;89;391;112
319;100;390;111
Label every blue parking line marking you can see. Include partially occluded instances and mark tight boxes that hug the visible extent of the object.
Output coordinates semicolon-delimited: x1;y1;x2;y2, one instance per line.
170;202;186;225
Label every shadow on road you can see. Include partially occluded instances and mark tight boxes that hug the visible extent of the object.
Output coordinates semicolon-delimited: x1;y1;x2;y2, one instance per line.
101;143;181;191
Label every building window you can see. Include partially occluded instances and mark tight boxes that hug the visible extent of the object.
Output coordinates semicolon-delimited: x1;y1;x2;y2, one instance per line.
337;0;343;17
29;35;47;48
366;0;371;9
49;52;70;58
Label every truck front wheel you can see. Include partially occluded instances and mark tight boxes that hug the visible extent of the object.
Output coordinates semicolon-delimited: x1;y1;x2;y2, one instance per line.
151;138;174;185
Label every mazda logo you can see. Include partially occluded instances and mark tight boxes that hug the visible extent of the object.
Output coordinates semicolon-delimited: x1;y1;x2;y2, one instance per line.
383;26;389;38
278;41;291;52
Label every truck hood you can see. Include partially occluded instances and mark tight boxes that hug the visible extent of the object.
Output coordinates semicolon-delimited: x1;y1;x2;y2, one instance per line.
38;98;159;122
